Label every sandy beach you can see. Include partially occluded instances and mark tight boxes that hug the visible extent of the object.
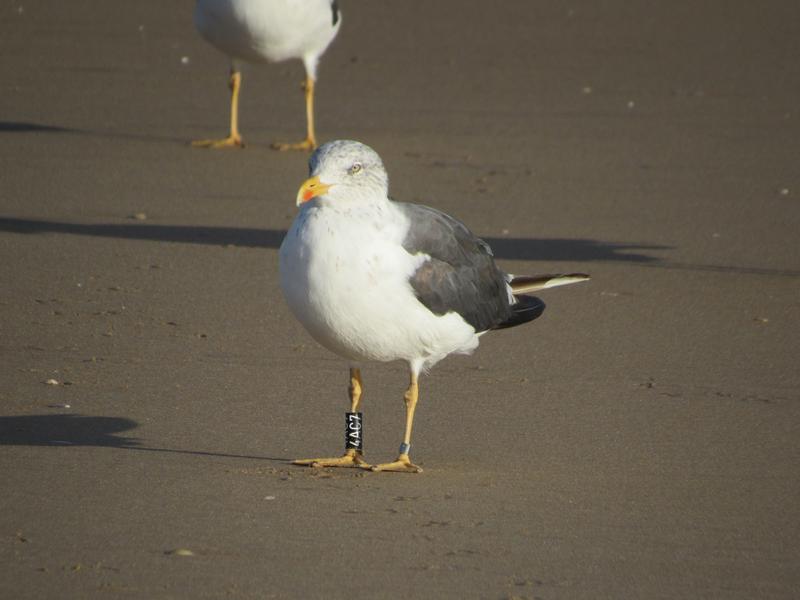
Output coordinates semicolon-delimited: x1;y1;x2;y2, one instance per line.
1;1;799;598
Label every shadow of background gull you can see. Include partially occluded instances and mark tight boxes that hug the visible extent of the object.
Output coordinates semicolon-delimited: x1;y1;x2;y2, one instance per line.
3;215;800;277
0;216;665;264
0;120;186;144
0;121;73;134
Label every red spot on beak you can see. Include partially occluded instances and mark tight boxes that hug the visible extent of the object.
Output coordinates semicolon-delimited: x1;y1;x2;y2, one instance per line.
296;176;331;206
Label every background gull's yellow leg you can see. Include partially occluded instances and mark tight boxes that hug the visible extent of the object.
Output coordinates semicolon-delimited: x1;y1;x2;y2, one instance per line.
192;69;244;149
272;75;317;151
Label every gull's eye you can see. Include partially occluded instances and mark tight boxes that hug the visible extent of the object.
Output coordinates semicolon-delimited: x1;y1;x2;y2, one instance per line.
348;162;363;175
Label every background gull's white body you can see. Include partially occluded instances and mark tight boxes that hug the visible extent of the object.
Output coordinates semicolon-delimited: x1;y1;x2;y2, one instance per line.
192;0;341;148
194;0;341;75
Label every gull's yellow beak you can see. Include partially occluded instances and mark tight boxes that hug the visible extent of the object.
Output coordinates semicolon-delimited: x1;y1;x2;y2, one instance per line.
296;175;331;206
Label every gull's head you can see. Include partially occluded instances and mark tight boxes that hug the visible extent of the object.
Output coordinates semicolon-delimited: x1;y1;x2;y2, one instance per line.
296;140;389;206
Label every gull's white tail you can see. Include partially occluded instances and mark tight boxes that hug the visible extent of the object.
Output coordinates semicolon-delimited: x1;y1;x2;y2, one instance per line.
510;273;590;295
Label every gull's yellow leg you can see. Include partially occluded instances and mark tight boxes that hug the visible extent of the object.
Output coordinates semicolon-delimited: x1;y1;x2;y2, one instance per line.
293;367;370;468
371;371;423;473
272;75;317;152
192;69;244;149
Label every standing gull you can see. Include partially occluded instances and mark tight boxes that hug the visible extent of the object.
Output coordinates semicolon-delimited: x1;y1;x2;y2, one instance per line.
279;140;589;472
192;0;341;150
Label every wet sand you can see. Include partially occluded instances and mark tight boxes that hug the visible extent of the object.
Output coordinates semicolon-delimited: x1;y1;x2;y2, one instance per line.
1;1;799;598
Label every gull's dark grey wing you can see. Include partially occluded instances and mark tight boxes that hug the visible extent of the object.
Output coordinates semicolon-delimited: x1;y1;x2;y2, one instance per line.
396;202;515;332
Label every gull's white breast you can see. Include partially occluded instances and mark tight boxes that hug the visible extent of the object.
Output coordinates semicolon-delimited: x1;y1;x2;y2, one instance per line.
279;200;479;367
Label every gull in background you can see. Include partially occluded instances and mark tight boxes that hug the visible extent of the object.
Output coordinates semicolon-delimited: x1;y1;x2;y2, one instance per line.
192;0;341;150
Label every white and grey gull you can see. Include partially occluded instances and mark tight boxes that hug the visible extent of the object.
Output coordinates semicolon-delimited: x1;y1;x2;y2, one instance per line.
192;0;341;150
279;140;589;472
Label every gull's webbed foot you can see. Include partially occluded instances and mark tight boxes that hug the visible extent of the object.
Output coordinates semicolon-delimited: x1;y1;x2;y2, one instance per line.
271;137;316;152
191;135;244;149
293;448;370;469
370;453;422;473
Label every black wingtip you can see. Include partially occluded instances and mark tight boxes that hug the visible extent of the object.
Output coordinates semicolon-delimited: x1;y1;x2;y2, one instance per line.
492;295;546;330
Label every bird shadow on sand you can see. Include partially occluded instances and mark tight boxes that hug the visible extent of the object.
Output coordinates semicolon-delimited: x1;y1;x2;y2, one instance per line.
0;121;73;134
4;215;800;277
0;120;189;145
0;414;289;463
0;215;664;265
